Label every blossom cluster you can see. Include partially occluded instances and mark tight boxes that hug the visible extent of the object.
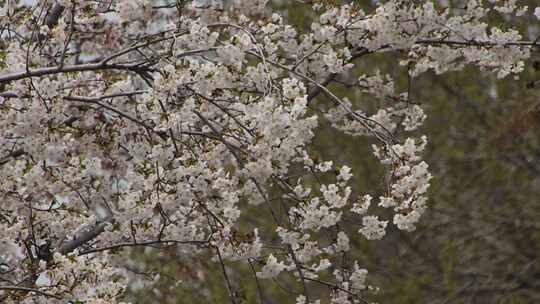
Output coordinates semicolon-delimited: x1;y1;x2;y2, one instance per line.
0;0;537;303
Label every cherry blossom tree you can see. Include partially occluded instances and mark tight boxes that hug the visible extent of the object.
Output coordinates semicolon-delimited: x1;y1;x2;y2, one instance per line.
0;0;538;303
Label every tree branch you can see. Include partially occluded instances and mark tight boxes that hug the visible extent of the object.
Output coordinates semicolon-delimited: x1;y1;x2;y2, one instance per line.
0;62;150;85
0;286;61;299
57;213;113;255
78;239;209;255
44;4;65;29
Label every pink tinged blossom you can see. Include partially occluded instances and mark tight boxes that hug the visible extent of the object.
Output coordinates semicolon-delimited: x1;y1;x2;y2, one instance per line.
0;0;534;302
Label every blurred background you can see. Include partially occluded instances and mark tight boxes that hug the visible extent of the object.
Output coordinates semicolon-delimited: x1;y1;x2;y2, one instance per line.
124;1;540;303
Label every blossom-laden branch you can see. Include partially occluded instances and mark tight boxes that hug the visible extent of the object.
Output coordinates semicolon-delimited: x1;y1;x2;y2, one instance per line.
0;62;153;85
0;286;62;300
0;0;538;303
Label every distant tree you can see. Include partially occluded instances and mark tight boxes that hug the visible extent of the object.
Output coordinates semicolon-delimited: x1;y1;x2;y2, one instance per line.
0;1;538;303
